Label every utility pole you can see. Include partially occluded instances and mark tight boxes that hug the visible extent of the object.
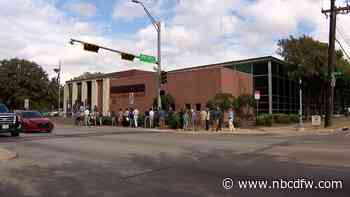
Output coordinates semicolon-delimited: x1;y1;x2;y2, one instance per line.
322;0;350;127
58;61;61;113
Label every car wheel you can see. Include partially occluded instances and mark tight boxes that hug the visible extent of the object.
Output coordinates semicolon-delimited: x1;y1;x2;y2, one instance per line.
11;131;19;137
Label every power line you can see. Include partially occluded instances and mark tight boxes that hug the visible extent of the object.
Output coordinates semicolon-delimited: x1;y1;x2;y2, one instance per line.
336;38;350;59
335;24;350;59
336;20;350;48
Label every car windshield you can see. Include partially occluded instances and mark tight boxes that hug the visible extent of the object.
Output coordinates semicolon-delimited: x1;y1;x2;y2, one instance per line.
22;111;42;118
0;104;9;113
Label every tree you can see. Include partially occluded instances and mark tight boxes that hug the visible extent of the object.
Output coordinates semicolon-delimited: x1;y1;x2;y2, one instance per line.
153;93;175;111
0;58;59;110
206;93;234;111
277;35;350;117
232;95;255;120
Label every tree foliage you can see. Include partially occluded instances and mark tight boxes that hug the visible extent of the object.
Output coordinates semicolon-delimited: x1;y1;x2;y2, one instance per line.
277;35;350;116
206;93;255;120
0;58;61;110
153;93;175;110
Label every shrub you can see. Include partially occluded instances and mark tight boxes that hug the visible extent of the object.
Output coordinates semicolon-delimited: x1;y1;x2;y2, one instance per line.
273;113;290;124
257;114;273;126
138;114;145;127
233;119;241;128
102;116;112;125
168;113;181;129
289;114;299;123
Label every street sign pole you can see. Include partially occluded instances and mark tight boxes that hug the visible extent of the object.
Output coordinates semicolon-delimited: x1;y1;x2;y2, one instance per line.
299;78;304;131
256;100;259;125
254;90;260;125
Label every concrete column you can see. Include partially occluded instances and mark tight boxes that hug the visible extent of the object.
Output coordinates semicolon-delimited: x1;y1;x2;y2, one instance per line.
102;78;110;115
82;81;88;107
91;80;98;110
268;61;273;114
72;82;78;105
63;84;69;113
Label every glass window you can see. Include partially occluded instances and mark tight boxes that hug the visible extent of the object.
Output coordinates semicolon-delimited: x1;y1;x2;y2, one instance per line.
235;64;252;74
272;62;279;75
0;104;9;113
272;77;278;95
253;62;268;75
255;76;268;88
22;111;42;118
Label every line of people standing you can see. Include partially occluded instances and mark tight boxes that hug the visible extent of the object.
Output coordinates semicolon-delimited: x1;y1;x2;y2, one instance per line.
71;104;236;131
179;106;236;132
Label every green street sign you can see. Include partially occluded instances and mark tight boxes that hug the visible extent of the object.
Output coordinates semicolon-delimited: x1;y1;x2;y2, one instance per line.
333;71;342;76
139;54;157;64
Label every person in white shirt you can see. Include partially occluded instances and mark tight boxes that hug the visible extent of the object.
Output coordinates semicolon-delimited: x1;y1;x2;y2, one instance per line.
84;108;90;127
149;108;155;128
124;109;130;126
200;109;207;130
133;108;140;128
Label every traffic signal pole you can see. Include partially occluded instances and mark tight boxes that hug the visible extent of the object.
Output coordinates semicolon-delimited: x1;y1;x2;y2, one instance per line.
132;0;162;110
157;21;162;110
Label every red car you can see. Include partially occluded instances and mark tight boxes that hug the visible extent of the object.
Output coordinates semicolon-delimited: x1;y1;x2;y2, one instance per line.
19;111;54;133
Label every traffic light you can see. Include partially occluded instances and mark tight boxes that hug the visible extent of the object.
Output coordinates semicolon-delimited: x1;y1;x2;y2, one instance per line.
160;71;167;84
83;43;99;53
121;53;136;61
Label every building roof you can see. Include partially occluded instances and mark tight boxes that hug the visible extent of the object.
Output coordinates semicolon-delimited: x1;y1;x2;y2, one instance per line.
66;56;289;83
168;56;288;73
66;69;154;83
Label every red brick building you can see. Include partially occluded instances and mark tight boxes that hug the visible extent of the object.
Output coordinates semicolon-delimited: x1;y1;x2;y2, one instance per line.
64;58;253;114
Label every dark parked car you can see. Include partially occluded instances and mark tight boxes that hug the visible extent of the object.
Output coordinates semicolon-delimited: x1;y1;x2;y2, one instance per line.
0;103;21;136
19;111;54;133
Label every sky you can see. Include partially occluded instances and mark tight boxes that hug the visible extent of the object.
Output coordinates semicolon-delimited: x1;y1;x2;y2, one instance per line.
1;0;350;83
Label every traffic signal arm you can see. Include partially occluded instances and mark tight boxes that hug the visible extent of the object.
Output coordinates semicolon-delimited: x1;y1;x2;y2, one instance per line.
70;38;137;62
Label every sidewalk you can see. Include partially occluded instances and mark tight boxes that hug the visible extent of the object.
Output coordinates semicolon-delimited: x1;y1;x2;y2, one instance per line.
172;117;350;136
0;147;17;161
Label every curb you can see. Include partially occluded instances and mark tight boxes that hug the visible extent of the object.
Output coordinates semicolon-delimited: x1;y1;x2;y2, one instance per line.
0;148;18;161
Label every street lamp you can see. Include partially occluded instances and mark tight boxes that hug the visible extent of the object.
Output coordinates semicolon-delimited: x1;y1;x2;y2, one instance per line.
131;0;162;110
54;61;61;113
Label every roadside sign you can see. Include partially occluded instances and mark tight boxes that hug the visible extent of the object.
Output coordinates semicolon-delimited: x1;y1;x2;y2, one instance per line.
312;115;321;126
254;90;260;100
332;71;342;76
24;99;29;109
139;54;157;64
331;76;336;87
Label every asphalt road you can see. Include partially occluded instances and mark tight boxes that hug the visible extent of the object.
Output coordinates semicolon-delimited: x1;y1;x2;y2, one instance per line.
0;126;349;197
